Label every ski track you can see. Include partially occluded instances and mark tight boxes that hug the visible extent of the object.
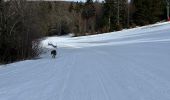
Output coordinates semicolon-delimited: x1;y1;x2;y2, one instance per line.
94;65;110;100
58;53;76;100
86;43;170;100
0;22;170;100
91;49;136;99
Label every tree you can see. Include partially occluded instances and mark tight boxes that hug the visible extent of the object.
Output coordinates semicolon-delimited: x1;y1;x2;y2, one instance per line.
0;0;42;63
81;0;96;34
165;0;170;20
68;2;74;13
101;0;128;31
132;0;165;25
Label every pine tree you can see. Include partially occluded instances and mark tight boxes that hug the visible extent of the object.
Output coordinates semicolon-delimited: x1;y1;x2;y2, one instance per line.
74;2;83;13
102;0;116;31
132;0;165;25
82;0;95;20
102;0;128;31
120;0;128;27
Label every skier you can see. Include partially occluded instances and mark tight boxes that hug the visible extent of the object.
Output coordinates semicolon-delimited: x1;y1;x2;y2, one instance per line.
48;42;58;58
51;50;57;58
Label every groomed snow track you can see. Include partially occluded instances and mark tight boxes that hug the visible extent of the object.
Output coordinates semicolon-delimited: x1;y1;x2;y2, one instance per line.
0;22;170;100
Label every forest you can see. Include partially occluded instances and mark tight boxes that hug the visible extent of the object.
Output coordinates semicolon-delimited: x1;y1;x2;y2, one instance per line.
0;0;169;63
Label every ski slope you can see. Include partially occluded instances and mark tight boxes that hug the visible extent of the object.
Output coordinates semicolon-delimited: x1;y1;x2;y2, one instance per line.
0;22;170;100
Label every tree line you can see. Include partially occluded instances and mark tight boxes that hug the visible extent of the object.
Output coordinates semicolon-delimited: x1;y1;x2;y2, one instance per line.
67;0;167;36
0;0;168;63
0;0;43;63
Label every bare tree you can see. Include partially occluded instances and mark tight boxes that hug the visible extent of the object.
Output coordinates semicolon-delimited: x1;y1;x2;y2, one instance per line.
0;0;42;63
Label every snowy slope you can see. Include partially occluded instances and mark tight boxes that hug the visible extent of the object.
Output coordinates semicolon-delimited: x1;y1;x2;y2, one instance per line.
0;22;170;100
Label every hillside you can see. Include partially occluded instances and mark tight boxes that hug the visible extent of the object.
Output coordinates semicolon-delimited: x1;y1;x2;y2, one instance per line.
0;22;170;100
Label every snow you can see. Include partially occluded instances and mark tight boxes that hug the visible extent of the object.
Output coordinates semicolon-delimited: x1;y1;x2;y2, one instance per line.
0;22;170;100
